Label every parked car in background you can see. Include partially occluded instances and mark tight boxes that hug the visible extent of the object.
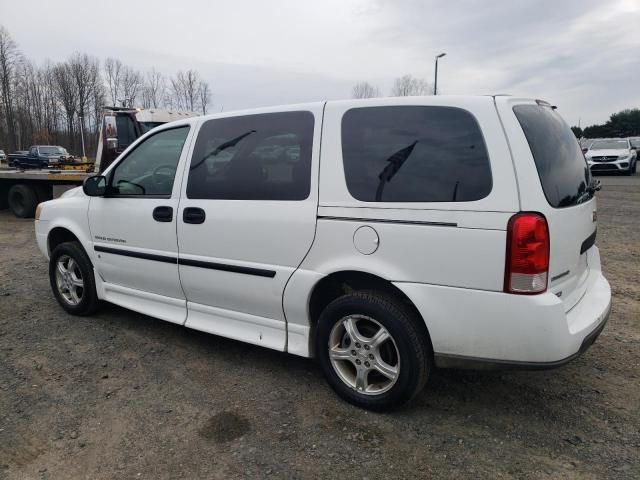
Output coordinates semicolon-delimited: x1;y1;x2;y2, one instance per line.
35;96;610;410
585;138;637;175
0;150;6;163
49;146;75;165
8;145;72;169
630;137;640;154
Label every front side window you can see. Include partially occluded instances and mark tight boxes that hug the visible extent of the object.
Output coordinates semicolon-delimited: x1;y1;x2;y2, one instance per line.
109;126;189;196
341;106;492;202
187;111;314;200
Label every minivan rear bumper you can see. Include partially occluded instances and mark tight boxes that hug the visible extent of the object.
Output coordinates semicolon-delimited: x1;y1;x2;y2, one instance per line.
434;301;610;370
394;252;611;369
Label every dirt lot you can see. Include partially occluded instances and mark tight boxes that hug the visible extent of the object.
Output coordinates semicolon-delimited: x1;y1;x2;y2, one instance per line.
0;174;638;480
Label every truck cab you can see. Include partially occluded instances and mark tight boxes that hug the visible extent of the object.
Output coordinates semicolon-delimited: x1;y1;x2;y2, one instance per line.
95;107;198;173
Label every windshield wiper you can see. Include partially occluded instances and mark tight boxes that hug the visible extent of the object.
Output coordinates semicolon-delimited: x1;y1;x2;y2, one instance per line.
375;141;418;201
190;130;256;171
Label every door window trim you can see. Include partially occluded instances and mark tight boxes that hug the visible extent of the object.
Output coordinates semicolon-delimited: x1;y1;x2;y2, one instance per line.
105;125;191;199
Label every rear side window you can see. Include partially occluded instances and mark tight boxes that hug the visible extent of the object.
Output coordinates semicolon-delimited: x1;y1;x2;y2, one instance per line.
187;111;314;200
341;106;492;202
513;105;591;208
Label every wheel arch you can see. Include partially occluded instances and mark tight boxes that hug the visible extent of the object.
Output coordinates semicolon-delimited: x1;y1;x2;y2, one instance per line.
47;225;92;262
306;270;433;357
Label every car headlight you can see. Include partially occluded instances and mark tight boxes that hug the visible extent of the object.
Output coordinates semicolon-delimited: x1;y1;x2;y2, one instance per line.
618;154;630;160
35;203;43;220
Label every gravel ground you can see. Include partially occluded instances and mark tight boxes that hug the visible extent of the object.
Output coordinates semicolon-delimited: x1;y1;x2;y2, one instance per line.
0;174;638;480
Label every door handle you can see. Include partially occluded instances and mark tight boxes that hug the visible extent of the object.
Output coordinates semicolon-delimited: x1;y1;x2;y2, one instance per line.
183;207;206;224
152;206;173;222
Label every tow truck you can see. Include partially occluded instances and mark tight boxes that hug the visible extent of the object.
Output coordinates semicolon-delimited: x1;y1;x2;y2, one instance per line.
0;107;198;217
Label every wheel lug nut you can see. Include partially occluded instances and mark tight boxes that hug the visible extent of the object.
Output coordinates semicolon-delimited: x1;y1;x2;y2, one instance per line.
364;361;370;368
351;350;356;356
355;359;361;365
355;342;361;349
368;354;374;360
364;345;370;350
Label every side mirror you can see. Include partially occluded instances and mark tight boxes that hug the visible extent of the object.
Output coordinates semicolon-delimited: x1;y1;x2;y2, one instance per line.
83;175;107;197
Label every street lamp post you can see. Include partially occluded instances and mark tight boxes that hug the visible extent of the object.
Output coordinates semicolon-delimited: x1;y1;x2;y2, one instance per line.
434;52;446;95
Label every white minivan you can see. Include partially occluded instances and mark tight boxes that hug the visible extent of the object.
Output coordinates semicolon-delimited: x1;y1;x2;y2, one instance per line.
35;96;611;410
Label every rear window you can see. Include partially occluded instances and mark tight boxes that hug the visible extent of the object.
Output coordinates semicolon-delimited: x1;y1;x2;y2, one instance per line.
514;105;591;208
341;106;492;202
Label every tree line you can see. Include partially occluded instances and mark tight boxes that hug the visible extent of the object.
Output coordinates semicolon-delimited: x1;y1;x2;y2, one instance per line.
572;108;640;139
351;75;433;99
0;25;212;156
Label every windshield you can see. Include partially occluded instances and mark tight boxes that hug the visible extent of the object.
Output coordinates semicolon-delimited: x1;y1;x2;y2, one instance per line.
56;147;69;154
39;146;60;154
590;139;628;150
139;122;165;134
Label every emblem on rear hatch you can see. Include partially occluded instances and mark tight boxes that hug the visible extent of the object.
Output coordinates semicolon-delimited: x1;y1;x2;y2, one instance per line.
592;210;597;222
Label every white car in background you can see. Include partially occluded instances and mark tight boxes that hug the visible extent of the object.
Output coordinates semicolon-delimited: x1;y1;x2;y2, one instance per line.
585;138;637;175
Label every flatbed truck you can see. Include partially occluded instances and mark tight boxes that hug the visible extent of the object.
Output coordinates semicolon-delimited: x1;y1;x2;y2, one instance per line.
0;168;89;217
0;107;197;218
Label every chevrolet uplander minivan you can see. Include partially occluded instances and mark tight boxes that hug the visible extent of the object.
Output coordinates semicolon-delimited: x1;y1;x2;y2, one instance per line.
35;96;611;410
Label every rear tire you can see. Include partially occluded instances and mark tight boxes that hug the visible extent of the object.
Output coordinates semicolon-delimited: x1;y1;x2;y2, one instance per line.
8;184;38;218
49;241;99;316
316;291;431;411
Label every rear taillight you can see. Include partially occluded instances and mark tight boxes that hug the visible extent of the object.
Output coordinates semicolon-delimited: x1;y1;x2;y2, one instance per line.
504;213;549;294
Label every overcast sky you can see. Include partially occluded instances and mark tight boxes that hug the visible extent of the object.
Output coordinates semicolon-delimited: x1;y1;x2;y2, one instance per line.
2;0;639;126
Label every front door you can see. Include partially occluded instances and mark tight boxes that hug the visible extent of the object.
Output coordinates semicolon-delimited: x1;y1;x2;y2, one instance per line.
88;125;193;324
177;108;322;350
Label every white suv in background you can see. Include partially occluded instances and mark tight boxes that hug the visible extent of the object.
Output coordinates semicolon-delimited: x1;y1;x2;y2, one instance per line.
585;138;637;175
34;96;611;410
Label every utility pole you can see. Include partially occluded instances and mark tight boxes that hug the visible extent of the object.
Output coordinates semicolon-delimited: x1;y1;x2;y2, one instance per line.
434;52;447;95
78;114;87;161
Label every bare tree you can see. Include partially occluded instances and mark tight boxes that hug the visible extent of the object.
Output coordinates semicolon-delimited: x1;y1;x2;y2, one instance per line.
142;68;165;108
390;74;433;97
53;61;78;150
104;57;123;106
0;25;21;150
69;53;100;149
171;70;200;111
351;81;380;99
120;66;142;107
197;80;211;114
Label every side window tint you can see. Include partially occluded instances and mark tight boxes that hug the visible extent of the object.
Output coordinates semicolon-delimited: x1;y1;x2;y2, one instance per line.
187;111;314;200
341;106;492;202
109;126;189;196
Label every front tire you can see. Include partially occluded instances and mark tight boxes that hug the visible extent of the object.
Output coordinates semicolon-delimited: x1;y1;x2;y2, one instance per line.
49;241;99;315
316;292;431;411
